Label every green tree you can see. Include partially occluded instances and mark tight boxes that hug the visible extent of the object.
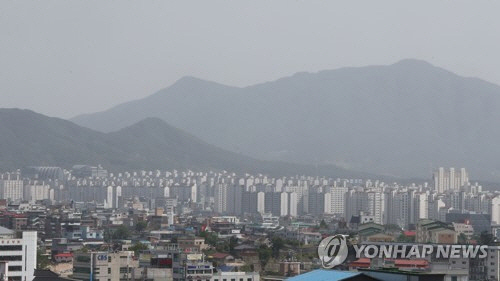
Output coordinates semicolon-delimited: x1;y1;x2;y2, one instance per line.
200;231;218;247
229;236;238;256
479;231;495;245
129;242;148;256
458;233;468;244
319;219;328;229
239;264;252;272
135;221;147;233
258;245;272;268
396;233;414;243
112;225;131;240
385;224;402;231
37;250;50;269
271;237;284;258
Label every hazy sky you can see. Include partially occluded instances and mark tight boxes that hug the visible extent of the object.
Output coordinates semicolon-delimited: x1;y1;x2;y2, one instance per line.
2;0;500;118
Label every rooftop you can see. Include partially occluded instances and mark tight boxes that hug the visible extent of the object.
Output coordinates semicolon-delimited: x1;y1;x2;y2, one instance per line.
286;269;367;281
0;226;14;235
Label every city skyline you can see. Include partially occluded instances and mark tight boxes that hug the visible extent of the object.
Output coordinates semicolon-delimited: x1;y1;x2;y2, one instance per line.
2;1;500;280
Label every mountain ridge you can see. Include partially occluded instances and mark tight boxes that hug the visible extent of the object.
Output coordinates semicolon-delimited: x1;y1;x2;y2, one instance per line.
70;60;500;181
0;108;373;178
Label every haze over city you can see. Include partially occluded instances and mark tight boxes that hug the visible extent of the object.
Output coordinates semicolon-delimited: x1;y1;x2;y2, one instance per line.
2;0;500;118
2;1;500;281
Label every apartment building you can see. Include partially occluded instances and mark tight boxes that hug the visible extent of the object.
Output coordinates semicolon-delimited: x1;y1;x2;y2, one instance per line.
0;227;37;281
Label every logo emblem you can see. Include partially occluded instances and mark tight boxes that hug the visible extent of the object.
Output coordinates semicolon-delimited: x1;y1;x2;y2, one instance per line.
318;235;348;268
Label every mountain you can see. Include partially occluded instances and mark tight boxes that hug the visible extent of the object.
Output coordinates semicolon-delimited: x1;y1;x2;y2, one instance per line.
72;59;500;181
0;108;368;177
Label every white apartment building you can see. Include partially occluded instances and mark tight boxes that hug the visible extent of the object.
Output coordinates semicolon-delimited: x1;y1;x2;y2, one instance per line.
279;192;288;217
416;192;429;220
491;196;500;225
257;192;265;214
0;174;23;202
23;184;51;202
288;192;298;217
487;246;500;281
367;191;385;225
284;185;309;215
327;186;348;216
0;227;37;281
214;183;228;213
433;167;469;193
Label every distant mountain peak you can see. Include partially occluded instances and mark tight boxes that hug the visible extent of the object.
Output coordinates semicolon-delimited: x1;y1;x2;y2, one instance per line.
170;75;238;91
0;108;360;177
392;58;436;68
0;108;37;115
116;117;182;135
70;61;500;181
130;117;166;126
175;75;205;83
172;76;215;87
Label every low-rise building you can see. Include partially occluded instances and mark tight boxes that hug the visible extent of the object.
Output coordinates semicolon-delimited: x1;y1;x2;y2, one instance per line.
178;236;208;251
452;222;474;239
211;271;260;281
72;251;138;281
54;253;73;263
416;219;457;244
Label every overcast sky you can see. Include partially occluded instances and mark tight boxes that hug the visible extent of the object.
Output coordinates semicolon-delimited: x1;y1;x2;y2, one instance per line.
2;0;500;118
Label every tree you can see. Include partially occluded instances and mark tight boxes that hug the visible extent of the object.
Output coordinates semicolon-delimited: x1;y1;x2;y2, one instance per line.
239;264;253;272
396;233;414;243
129;242;149;256
200;231;218;247
479;231;495;245
258;245;272;268
135;221;147;233
285;239;299;247
37;250;50;269
319;219;328;229
229;236;238;256
112;225;131;240
385;224;402;231
103;228;114;243
458;233;468;244
271;237;284;258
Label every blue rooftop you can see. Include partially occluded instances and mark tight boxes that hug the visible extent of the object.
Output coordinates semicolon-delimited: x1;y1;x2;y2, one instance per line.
217;265;235;272
287;269;361;281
